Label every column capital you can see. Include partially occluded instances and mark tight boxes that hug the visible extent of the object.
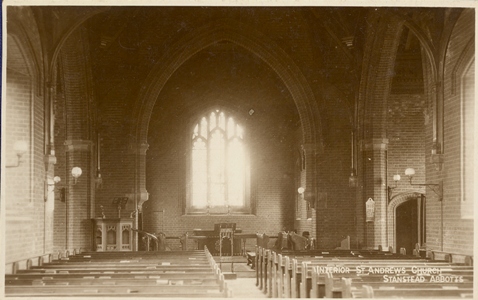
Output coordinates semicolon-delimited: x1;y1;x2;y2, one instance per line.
129;142;149;155
126;190;149;212
360;138;389;151
301;142;323;155
64;140;93;152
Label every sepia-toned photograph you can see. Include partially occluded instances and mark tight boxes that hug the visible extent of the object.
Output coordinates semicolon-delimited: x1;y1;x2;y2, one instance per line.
1;0;475;298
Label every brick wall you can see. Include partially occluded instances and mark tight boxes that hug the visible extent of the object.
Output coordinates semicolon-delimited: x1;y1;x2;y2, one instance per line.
5;30;49;264
94;84;137;220
53;85;67;251
313;91;356;249
6;7;473;262
140;47;303;248
83;8;357;250
387;94;427;194
53;26;96;253
440;8;474;255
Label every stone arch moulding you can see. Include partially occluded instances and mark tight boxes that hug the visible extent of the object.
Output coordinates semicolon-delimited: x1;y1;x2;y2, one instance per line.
358;15;438;139
131;19;324;204
7;25;41;96
387;192;422;253
133;19;322;146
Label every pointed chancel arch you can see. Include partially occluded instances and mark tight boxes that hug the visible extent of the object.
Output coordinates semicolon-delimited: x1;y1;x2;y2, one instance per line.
131;19;324;208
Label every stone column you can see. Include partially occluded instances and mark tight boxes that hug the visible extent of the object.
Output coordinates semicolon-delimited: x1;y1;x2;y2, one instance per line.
361;138;388;249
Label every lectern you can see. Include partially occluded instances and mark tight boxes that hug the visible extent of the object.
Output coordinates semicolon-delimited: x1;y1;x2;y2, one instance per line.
219;223;235;271
92;218;134;251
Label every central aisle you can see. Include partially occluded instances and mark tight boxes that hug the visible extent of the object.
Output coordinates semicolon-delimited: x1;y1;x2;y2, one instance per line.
226;278;267;298
213;255;266;298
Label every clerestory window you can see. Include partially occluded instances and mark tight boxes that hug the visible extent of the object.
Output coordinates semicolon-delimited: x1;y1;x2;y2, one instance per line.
187;109;250;214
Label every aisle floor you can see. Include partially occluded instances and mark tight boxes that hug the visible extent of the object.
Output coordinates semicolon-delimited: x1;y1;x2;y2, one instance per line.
226;277;267;298
213;256;266;298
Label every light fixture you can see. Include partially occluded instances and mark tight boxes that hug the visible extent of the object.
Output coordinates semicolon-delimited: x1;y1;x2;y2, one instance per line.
6;140;28;168
71;167;82;184
349;171;358;188
47;176;61;188
405;168;443;201
45;176;62;201
387;173;401;202
349;130;358;188
298;187;305;200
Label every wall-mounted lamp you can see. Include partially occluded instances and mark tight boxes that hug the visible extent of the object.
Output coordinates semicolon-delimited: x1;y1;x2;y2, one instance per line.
387;174;401;202
6;140;28;168
71;167;82;184
405;168;443;201
349;171;358;188
47;176;61;189
45;176;62;202
298;187;305;200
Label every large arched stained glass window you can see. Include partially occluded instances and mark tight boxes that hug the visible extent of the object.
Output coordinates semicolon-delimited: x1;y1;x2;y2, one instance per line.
190;110;247;213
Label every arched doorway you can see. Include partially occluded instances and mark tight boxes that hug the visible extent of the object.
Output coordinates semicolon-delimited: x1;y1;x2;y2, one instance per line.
394;194;426;255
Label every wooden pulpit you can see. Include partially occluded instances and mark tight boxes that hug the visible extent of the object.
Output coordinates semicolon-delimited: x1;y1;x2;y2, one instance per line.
92;218;134;251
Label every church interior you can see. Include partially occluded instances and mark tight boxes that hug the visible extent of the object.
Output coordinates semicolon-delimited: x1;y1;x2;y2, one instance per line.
2;4;475;298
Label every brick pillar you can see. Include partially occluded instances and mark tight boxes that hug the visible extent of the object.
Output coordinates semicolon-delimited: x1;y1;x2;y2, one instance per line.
127;142;149;251
65;140;93;252
301;143;323;245
130;142;150;212
302;143;317;207
361;138;388;249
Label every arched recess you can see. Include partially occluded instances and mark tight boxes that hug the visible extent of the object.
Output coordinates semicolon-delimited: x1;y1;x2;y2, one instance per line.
6;15;42;96
131;19;323;208
387;192;422;253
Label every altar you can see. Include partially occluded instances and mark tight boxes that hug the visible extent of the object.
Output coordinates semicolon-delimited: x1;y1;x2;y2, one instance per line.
193;224;243;256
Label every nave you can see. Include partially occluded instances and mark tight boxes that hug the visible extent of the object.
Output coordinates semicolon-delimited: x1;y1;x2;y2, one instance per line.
5;248;231;298
2;4;475;300
5;233;474;299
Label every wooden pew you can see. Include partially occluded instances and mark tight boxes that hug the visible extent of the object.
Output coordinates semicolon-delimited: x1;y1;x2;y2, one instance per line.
255;244;474;299
266;248;421;298
268;249;473;298
366;285;474;299
6;272;219;282
5;247;232;298
255;234;272;290
5;284;229;297
311;262;473;298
